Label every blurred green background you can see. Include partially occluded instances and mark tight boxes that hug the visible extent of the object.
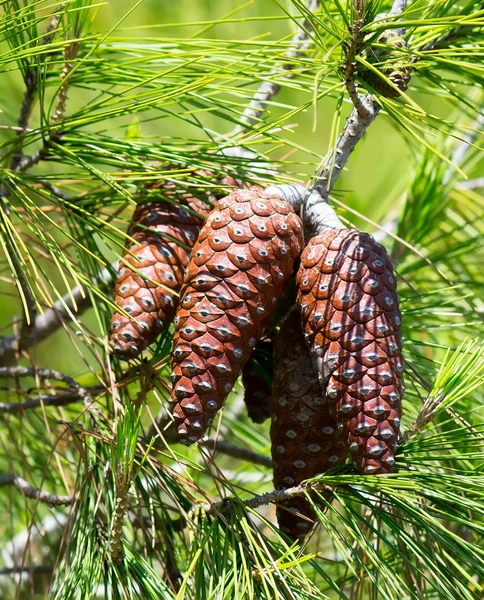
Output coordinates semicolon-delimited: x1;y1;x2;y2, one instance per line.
0;0;419;377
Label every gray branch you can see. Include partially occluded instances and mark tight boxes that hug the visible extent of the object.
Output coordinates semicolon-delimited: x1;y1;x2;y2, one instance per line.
389;0;408;16
304;95;380;234
303;0;408;237
0;365;84;388
231;0;320;134
0;386;103;416
0;266;113;367
0;474;74;507
200;479;334;516
204;439;272;469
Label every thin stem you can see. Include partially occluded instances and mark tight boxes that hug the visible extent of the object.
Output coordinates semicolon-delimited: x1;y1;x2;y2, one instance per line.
200;479;334;516
0;386;103;416
204;439;272;469
0;473;74;506
9;71;38;172
0;365;84;388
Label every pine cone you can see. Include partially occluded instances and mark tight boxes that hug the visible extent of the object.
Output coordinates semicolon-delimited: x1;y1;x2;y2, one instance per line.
241;338;273;423
170;185;304;444
110;179;235;360
359;29;411;98
296;228;403;474
271;310;347;540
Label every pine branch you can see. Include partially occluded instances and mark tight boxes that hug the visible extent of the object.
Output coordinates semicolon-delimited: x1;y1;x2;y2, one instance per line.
204;439;272;468
304;0;407;235
0;14;70;353
0;365;85;388
38;179;70;201
0;386;103;415
16;38;80;173
200;479;334;516
0;266;113;367
9;14;61;171
0;0;410;355
304;93;380;231
342;0;369;118
231;0;320;134
0;474;74;507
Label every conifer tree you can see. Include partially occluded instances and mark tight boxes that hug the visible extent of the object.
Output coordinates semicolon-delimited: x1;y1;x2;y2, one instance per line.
0;1;483;599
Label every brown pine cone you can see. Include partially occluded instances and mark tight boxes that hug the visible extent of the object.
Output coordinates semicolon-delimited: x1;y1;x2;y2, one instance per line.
109;179;235;360
241;338;273;424
359;28;411;98
296;228;403;475
271;310;347;540
170;185;304;444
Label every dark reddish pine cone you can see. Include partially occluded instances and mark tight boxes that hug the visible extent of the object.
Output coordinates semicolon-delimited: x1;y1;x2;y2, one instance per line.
296;226;403;475
170;184;305;444
271;310;347;540
110;177;237;360
241;338;273;424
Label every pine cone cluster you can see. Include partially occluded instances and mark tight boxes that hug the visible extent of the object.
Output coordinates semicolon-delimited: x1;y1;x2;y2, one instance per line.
110;174;404;540
359;28;411;98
